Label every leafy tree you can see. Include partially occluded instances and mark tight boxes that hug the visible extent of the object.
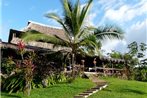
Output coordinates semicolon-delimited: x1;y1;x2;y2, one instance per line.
128;41;146;58
128;41;138;56
21;0;124;77
109;42;147;80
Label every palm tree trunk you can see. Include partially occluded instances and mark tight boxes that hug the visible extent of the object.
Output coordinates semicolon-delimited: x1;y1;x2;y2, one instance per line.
71;53;75;78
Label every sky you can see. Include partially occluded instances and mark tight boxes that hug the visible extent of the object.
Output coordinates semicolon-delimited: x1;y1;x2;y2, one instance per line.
1;0;147;54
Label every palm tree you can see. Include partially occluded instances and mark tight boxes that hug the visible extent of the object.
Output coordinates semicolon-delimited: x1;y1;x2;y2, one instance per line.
21;0;124;77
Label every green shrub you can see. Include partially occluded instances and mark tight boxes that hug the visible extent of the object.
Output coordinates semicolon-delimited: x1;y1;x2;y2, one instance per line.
2;73;25;93
133;66;147;81
1;57;15;75
55;72;67;83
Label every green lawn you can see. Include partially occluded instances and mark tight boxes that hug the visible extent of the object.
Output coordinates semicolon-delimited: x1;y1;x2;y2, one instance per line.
1;78;95;98
2;77;147;98
89;77;147;98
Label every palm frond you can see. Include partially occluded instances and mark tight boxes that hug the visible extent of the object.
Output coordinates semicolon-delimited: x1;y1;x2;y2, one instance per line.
62;0;73;18
94;25;124;41
45;13;71;41
21;30;68;47
79;34;101;53
75;26;94;40
79;0;93;26
63;0;93;37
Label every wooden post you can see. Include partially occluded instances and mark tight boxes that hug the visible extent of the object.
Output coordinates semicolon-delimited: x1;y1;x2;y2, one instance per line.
81;59;85;72
93;58;97;72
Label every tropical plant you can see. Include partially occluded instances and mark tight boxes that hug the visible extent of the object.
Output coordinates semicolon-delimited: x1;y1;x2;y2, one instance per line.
128;41;147;58
133;66;147;82
2;41;35;96
21;0;124;78
2;72;25;94
1;57;15;75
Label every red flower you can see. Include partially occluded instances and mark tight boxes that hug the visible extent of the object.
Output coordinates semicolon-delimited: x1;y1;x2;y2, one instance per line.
17;40;25;50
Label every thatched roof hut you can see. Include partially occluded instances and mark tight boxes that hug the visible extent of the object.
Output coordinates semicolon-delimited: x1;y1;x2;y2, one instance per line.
8;21;69;51
5;21;128;67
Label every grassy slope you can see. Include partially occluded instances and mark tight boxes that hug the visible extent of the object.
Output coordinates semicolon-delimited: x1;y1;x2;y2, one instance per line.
1;78;95;98
89;77;147;98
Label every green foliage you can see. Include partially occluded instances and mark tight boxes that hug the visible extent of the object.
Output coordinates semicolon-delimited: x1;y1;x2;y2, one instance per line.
1;58;35;94
2;73;25;94
41;72;67;88
94;25;124;41
128;41;147;59
140;43;147;51
54;72;67;83
140;58;147;65
128;41;138;56
109;51;122;59
66;77;75;83
1;57;15;75
133;66;147;82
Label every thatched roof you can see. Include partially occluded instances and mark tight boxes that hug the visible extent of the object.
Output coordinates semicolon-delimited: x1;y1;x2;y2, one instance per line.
8;21;70;51
23;21;67;40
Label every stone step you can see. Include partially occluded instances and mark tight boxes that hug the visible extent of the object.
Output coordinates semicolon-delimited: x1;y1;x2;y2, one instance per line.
74;95;85;98
79;93;90;96
83;91;93;93
91;87;100;89
74;73;108;98
87;88;98;92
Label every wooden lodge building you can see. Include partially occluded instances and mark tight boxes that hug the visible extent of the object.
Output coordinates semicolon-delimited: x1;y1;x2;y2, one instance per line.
1;21;129;77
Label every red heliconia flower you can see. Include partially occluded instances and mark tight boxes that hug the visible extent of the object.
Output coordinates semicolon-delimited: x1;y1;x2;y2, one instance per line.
17;40;25;50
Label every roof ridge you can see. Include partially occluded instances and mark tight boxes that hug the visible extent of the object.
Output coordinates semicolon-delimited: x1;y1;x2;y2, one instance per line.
27;20;63;30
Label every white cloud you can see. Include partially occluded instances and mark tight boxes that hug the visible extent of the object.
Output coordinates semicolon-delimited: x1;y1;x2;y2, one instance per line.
92;0;147;54
97;0;125;11
126;19;147;44
85;11;97;26
105;5;128;22
101;19;147;54
104;1;147;23
101;39;127;53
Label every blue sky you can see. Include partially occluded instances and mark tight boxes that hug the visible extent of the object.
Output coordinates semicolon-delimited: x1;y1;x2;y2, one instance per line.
1;0;147;53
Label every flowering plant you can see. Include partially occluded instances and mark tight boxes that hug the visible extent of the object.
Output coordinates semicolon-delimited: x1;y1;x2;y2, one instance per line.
17;40;35;96
17;40;25;60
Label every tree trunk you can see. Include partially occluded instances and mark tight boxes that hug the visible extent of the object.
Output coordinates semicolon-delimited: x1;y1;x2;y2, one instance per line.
23;81;31;96
71;53;75;78
125;63;131;80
